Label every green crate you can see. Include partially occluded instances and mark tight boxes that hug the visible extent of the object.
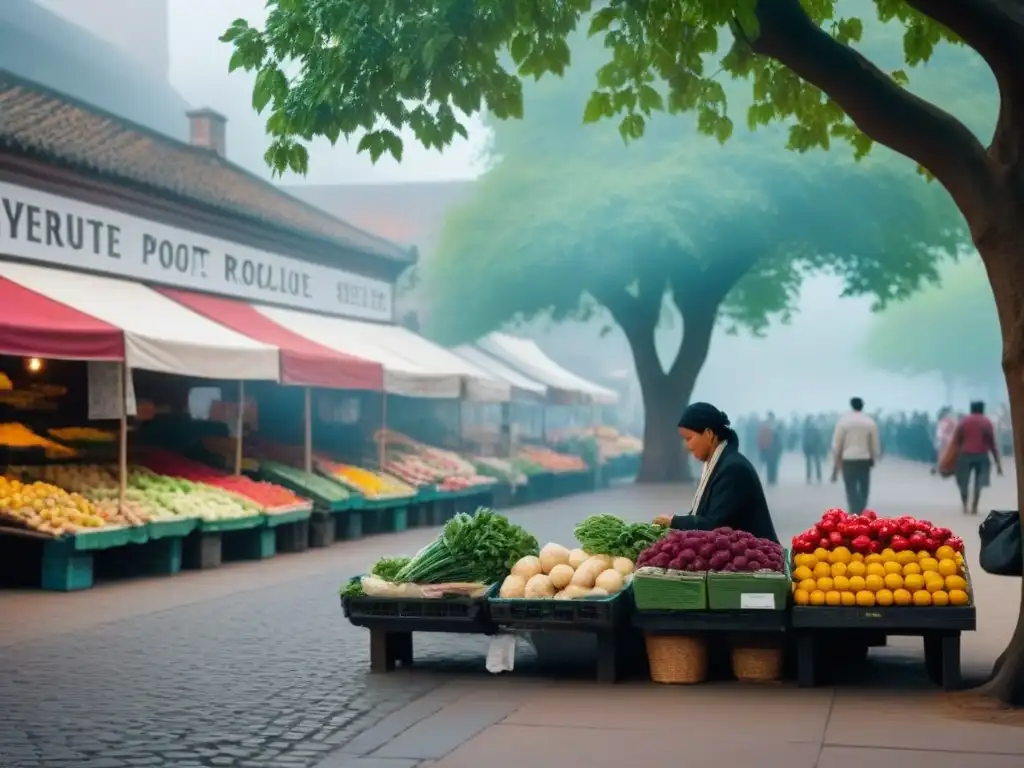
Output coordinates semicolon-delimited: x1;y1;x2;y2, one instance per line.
707;549;791;611
147;517;197;540
633;569;707;611
197;515;264;533
68;526;134;551
263;506;313;527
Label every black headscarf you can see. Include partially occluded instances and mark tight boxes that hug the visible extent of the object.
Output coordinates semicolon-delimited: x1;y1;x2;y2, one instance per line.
678;402;738;444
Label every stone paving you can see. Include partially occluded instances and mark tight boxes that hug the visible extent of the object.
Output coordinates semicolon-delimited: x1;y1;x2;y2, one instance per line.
0;456;1022;767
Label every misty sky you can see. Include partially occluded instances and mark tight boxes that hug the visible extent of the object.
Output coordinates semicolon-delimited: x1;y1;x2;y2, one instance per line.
168;0;487;184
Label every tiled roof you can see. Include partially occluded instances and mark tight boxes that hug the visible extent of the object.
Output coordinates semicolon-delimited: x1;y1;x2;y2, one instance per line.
283;181;474;256
0;72;413;263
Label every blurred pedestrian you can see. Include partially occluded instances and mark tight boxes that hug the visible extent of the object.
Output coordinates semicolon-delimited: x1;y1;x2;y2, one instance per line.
758;411;781;487
831;397;880;514
954;400;1003;516
802;415;824;484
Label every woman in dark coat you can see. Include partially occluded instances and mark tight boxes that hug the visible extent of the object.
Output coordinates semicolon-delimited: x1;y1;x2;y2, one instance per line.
653;402;780;543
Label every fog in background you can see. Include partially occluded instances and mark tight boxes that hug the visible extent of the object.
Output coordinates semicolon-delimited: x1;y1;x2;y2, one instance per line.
26;0;986;418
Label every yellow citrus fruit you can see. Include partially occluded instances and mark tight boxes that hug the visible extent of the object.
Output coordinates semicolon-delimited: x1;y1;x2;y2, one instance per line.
883;573;903;591
799;578;818;593
830;562;848;578
916;550;932;561
931;590;950;606
840;591;857;606
864;574;884;592
875;588;894;606
833;575;851;592
920;557;940;573
926;578;946;594
848;575;866;592
794;553;817;569
809;590;826;606
893;588;912;606
825;590;842;606
902;562;922;576
817;576;835;592
847;561;866;577
813;562;831;579
913;590;932;606
793;565;813;582
865;563;886;578
935;545;955;561
795;589;810;605
937;559;957;577
948;589;969;606
896;550;916;566
856;590;875;607
865;553;883;565
903;573;925;591
851;552;864;563
883;561;902;575
945;575;967;592
813;547;830;562
881;548;897;561
828;547;851;564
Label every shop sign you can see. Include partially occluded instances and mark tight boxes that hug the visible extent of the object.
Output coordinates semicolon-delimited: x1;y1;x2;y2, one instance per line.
0;181;394;322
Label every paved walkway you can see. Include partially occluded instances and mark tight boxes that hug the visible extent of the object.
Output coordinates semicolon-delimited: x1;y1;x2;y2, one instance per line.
1;456;1022;767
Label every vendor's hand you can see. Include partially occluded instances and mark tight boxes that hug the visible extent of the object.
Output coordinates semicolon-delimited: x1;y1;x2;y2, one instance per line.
653;515;672;527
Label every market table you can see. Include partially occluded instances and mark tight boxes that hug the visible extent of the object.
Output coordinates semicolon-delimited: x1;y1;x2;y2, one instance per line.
183;514;265;569
790;604;976;690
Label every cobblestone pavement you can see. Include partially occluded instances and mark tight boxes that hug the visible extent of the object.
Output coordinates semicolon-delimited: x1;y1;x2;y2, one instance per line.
0;456;1015;768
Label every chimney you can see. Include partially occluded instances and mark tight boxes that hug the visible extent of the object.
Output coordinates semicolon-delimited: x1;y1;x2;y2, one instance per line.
186;108;228;156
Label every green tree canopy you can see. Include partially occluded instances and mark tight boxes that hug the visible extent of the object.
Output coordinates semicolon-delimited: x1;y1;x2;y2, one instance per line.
861;258;1002;389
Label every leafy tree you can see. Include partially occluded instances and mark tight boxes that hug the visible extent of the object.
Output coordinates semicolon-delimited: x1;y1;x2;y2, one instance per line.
224;0;1024;705
861;259;1002;395
424;37;959;483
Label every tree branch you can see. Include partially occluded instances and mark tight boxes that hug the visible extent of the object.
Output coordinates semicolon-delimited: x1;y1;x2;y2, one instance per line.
749;0;997;229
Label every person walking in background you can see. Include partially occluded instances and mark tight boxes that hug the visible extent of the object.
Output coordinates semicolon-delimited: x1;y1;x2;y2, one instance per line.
758;412;781;487
954;401;1003;516
802;415;824;484
932;407;957;475
831;397;880;514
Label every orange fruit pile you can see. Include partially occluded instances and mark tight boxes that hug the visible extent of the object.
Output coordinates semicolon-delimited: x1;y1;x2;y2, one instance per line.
791;545;969;608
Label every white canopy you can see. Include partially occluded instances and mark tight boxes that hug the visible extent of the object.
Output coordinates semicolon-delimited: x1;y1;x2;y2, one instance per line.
257;306;509;401
454;345;547;402
476;333;620;405
0;261;280;380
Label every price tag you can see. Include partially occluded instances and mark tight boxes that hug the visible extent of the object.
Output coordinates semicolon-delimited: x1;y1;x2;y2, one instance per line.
740;593;776;610
87;362;136;420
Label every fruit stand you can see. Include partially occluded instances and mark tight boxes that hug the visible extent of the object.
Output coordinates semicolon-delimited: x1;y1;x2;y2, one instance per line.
789;508;975;690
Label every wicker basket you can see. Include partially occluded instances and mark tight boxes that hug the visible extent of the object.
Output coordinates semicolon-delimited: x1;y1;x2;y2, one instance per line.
645;635;708;684
731;646;783;682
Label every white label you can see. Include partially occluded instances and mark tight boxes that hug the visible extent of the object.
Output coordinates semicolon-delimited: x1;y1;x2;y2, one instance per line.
740;593;776;610
87;362;137;420
0;181;394;321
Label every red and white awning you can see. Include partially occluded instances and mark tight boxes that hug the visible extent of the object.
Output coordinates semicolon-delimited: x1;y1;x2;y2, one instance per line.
0;262;279;380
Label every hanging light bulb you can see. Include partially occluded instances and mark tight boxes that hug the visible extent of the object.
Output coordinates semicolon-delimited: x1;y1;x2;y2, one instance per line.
25;357;44;374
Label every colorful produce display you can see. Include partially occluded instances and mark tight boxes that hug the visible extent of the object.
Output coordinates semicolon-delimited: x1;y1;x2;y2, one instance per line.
344;509;538;598
0;475;108;535
0;422;76;458
498;543;633;600
142;449;309;512
791;509;969;607
377;430;497;491
258;460;350;507
23;464;158;526
130;469;260;521
516;445;587;473
316;457;417;500
472;457;528;487
637;528;785;573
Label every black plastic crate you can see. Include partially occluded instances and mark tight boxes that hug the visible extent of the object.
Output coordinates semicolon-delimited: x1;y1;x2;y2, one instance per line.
488;584;631;630
791;605;976;631
340;579;494;634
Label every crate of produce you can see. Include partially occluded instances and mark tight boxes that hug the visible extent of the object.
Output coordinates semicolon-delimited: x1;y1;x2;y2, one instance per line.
707;555;791;611
258;460;351;511
341;577;493;632
633;568;707;611
487;583;631;629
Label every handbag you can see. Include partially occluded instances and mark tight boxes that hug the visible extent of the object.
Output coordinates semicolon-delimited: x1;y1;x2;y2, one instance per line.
978;510;1023;576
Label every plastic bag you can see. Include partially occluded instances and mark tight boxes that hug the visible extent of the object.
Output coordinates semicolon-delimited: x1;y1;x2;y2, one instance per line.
485;634;517;674
978;510;1023;577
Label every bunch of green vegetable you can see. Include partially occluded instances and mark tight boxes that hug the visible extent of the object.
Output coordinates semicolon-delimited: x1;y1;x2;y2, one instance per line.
340;579;365;598
395;508;538;584
574;514;667;561
370;556;412;582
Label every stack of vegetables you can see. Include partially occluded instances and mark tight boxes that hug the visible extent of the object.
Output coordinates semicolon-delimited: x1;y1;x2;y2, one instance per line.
258;460;350;508
24;464;158;526
377;430;497;492
472;457;528;487
0;474;110;536
316;456;416;500
129;469;260;522
498;544;633;599
516;445;587;473
142;449;310;513
636;528;784;573
343;509;538;598
791;508;969;607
